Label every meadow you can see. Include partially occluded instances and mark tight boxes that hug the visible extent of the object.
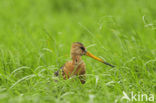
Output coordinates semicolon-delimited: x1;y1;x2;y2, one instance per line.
0;0;156;103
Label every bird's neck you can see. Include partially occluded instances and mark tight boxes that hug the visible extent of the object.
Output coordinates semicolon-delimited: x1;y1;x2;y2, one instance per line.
71;55;82;65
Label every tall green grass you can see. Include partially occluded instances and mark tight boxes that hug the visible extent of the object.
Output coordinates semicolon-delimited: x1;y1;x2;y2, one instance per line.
0;0;156;103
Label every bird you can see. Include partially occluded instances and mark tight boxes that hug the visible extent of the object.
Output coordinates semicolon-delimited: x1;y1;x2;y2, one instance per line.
54;42;115;84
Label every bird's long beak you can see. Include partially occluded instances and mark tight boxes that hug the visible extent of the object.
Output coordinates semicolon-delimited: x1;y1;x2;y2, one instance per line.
85;51;115;68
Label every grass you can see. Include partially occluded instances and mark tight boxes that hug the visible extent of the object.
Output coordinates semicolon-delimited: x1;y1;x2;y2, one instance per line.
0;0;156;103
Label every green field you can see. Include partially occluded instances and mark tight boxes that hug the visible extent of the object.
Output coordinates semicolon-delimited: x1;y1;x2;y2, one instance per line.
0;0;156;103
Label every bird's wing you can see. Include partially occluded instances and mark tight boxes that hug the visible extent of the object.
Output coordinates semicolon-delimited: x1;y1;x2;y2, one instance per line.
54;64;65;76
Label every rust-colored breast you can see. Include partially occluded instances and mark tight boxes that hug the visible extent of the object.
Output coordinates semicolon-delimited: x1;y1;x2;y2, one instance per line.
63;61;86;79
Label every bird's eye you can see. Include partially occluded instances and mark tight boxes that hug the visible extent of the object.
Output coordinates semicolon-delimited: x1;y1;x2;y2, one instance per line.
80;47;85;51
